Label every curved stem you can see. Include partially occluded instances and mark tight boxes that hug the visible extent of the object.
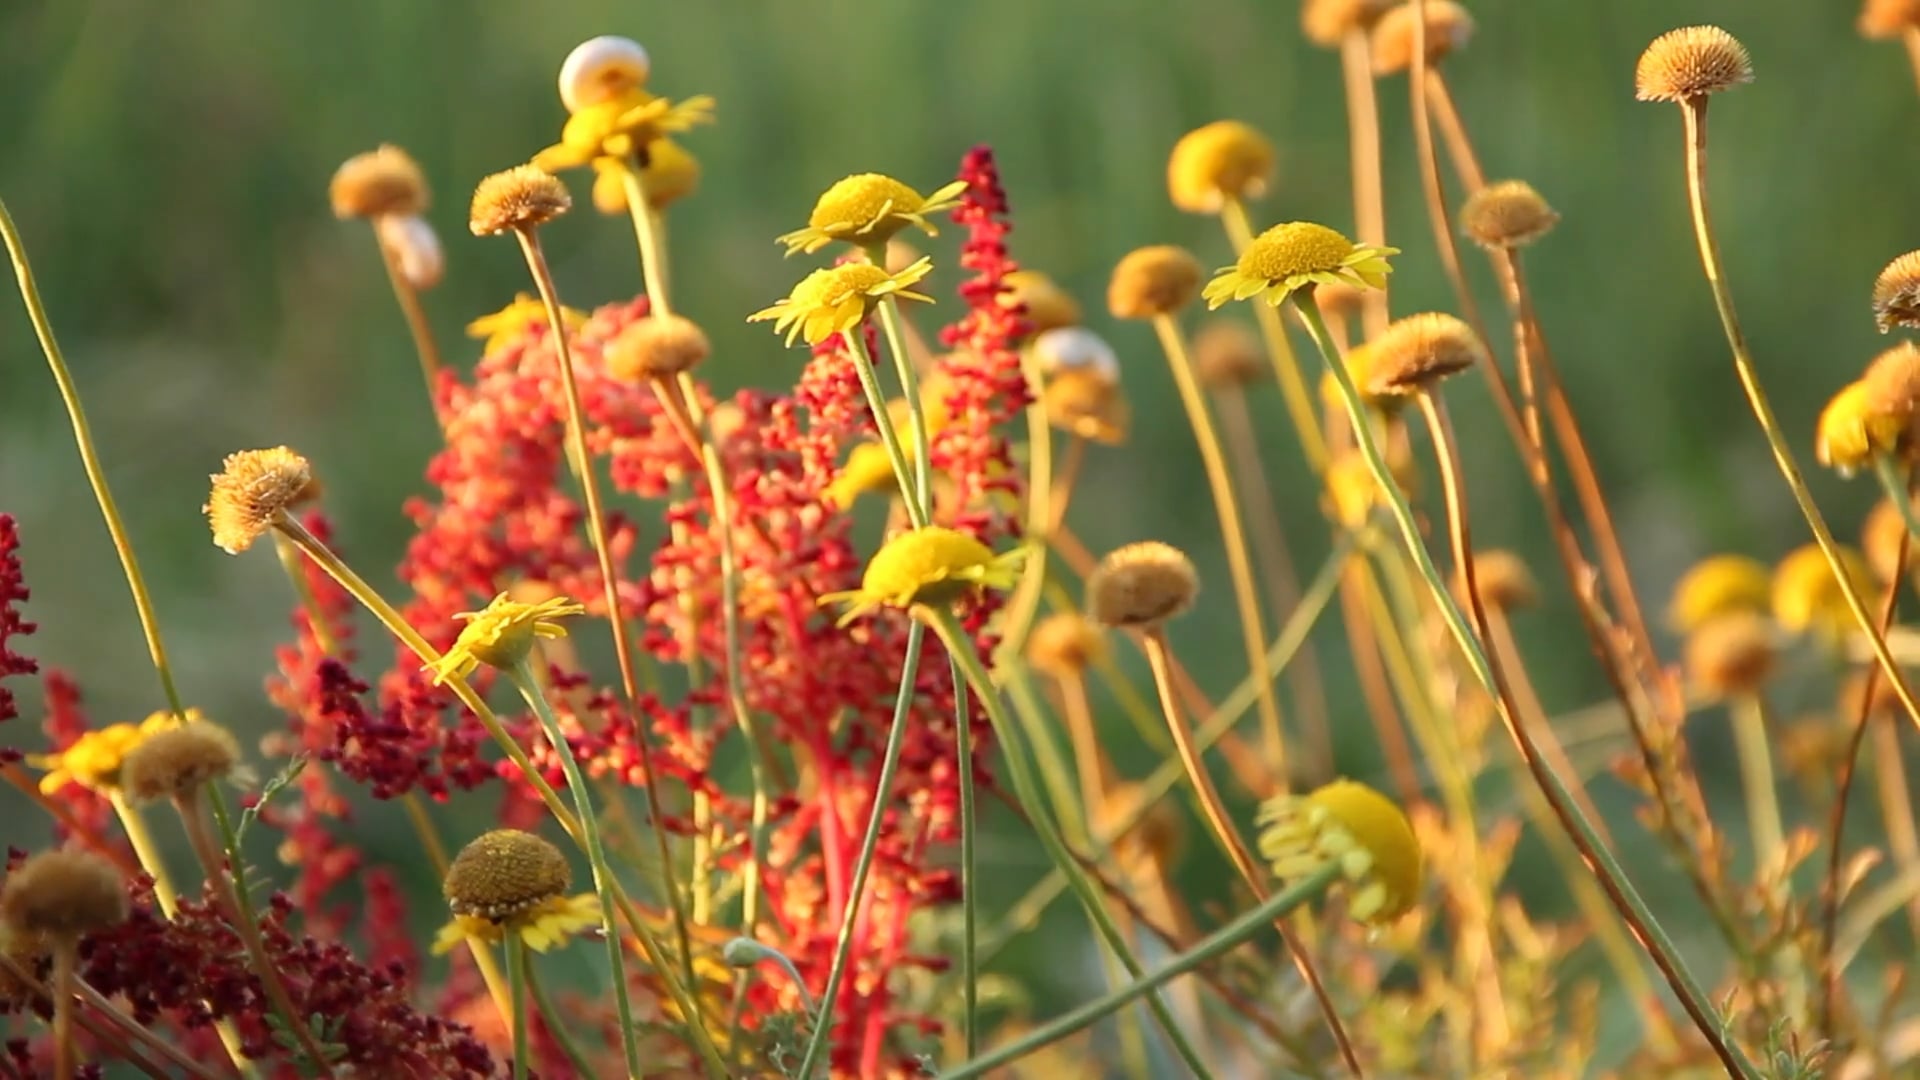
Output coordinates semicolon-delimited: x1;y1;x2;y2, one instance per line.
507;938;530;1080
615;161;674;318
844;330;930;529
1219;197;1329;471
870;284;934;518
373;227;445;426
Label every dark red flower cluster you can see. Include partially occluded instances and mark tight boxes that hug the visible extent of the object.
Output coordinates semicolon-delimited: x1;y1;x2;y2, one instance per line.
0;515;37;733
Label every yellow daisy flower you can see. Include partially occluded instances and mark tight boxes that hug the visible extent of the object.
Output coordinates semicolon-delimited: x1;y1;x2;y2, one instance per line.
466;293;589;355
434;829;599;955
32;709;197;795
530;87;715;173
821;526;1025;625
1257;779;1421;924
424;593;587;685
826;442;909;510
1668;554;1771;633
749;258;936;348
1202;221;1397;310
777;173;967;256
589;138;700;214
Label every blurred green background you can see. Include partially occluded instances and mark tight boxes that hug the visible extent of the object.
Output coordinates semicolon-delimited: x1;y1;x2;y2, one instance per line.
4;0;1917;1068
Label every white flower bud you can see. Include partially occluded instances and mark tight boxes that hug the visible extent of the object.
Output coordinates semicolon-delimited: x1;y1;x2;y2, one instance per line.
559;36;650;113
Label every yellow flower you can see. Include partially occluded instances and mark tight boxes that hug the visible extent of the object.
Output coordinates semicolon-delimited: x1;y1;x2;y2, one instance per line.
826;442;908;510
531;87;715;173
1257;779;1421;924
1816;380;1905;476
589;139;700;215
749;258;935;348
821;526;1025;625
434;893;602;955
777;174;967;256
1668;554;1771;633
32;709;196;795
1001;270;1083;335
1203;221;1397;310
1772;544;1877;639
466;293;589;355
1166;120;1276;215
424;593;587;684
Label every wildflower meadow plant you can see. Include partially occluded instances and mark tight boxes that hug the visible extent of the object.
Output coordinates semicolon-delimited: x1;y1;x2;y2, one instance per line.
7;10;1920;1080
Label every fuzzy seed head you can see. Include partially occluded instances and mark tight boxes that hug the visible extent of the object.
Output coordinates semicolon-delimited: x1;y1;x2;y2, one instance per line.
1303;0;1394;48
119;721;241;804
1365;313;1482;395
1002;270;1083;335
558;36;651;113
1;851;127;941
1108;245;1204;319
1087;541;1200;629
1167;121;1276;214
606;315;713;380
1371;1;1475;75
1860;341;1920;438
1684;612;1778;698
1041;368;1132;445
1026;613;1109;678
1860;0;1920;39
1461;549;1538;611
444;830;571;921
1635;26;1753;103
205;447;312;554
1460;180;1560;250
1872;250;1920;332
469;165;572;235
1193;319;1267;388
330;144;429;219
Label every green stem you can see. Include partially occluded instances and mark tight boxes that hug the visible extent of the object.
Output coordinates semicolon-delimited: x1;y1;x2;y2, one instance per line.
508;938;530;1080
616;161;674;318
940;863;1342;1080
844;330;929;529
1729;693;1785;884
951;653;978;1058
526;958;597;1080
792;621;929;1080
1295;292;1755;1078
507;660;644;1080
867;276;934;518
924;609;1215;1080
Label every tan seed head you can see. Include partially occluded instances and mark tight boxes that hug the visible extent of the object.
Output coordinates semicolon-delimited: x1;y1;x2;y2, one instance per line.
205;447;313;555
330;145;429;219
1026;613;1109;679
1859;341;1920;442
120;721;241;804
1371;1;1475;75
1872;250;1920;332
444;830;571;921
1193;319;1267;388
470;165;572;236
1460;180;1560;250
1365;313;1483;395
1303;0;1394;48
1684;612;1778;699
1087;542;1200;629
1635;26;1754;103
1860;0;1920;39
606;315;713;380
1;851;127;941
1108;245;1204;319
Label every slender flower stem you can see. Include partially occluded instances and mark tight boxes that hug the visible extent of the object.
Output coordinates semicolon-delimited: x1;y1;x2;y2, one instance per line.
1423;71;1486;193
844;331;931;529
1153;314;1289;779
1299;294;1756;1077
939;862;1343;1080
51;942;77;1080
1904;26;1920;99
616;162;675;318
869;280;935;514
1337;560;1423;805
951;654;979;1058
1677;98;1920;731
510;225;695;987
1728;693;1785;882
924;609;1216;1080
507;938;530;1080
527;956;601;1079
996;347;1057;668
1340;29;1389;340
108;793;179;917
1219;197;1330;471
373;229;446;425
1140;630;1362;1076
507;661;644;1080
793;622;929;1080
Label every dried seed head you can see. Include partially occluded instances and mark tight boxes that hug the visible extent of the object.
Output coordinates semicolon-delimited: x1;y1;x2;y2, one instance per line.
1371;1;1475;75
1365;313;1482;395
1;851;127;941
1002;270;1083;335
1635;26;1754;103
558;36;651;113
1859;341;1920;443
1026;613;1109;679
469;165;572;236
1303;0;1394;48
119;721;241;804
444;830;571;922
1460;549;1538;611
1459;180;1560;250
605;315;712;380
1096;782;1186;871
1167;121;1276;214
1041;369;1131;446
1684;612;1778;699
1108;245;1204;319
1860;0;1920;39
1193;319;1267;388
329;145;429;219
1087;541;1200;629
1872;250;1920;332
205;447;313;554
1862;495;1920;584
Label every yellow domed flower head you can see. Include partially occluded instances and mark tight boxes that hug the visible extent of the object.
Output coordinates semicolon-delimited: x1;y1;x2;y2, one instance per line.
424;593;588;685
1772;543;1876;639
1257;779;1421;924
1002;270;1083;335
1203;222;1397;310
820;526;1026;626
749;258;936;348
434;829;600;955
777;173;967;256
1668;554;1771;633
1634;26;1754;103
531;86;715;173
1042;369;1132;446
466;293;590;355
826;442;909;510
1815;380;1905;476
1026;613;1109;679
1166;121;1277;215
590;138;701;214
30;709;195;795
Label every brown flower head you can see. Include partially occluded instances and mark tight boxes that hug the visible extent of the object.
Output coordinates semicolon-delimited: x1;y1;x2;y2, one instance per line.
444;830;572;922
1027;613;1109;679
1860;0;1920;39
1860;341;1920;442
1;851;127;941
1108;245;1204;319
1872;250;1920;332
1303;0;1394;48
1365;313;1483;395
1371;1;1475;75
1042;368;1131;446
1167;121;1276;215
1460;180;1560;250
1460;549;1538;611
120;721;241;804
1193;318;1267;388
1003;270;1083;335
1087;541;1200;629
206;447;313;554
330;145;429;219
606;315;713;380
469;165;572;236
1635;26;1753;103
1684;612;1777;699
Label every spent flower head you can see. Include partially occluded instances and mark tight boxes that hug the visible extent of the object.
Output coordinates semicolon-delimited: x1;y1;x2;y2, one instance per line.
1193;318;1267;388
1257;779;1421;924
1303;0;1393;48
1002;269;1083;335
1109;245;1205;319
469;165;572;235
424;592;587;684
1041;369;1132;446
606;314;712;380
0;850;128;942
1370;1;1475;74
1635;26;1754;103
436;829;599;954
750;258;935;347
330;144;429;220
120;720;241;804
821;526;1025;625
1861;0;1920;38
1166;121;1276;215
1026;612;1109;679
1087;541;1199;629
1203;221;1397;310
1685;612;1778;699
777;173;967;255
206;447;313;554
1873;250;1920;332
1364;312;1483;396
1460;180;1560;250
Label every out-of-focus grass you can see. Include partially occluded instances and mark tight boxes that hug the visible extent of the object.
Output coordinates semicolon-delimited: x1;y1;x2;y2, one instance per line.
3;0;1917;1055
